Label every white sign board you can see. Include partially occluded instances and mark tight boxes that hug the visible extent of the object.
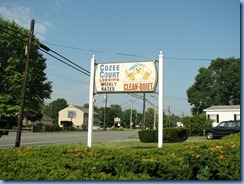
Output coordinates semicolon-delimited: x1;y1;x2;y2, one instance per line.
95;61;158;93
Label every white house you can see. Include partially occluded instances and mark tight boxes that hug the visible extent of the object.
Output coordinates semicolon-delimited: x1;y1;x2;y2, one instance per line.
58;105;101;130
203;105;240;126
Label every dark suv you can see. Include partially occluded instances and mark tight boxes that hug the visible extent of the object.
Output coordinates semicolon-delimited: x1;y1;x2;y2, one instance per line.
203;120;240;140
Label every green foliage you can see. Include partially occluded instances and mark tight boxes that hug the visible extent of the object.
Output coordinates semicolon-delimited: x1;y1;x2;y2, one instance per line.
109;126;124;131
187;57;240;115
42;98;68;124
138;130;158;142
0;17;52;121
0;133;240;180
118;126;124;131
43;124;60;132
138;128;189;143
121;109;138;128
145;107;155;129
96;104;123;128
181;114;213;136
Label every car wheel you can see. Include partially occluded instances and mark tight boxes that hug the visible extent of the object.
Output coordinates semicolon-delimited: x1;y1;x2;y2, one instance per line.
206;132;214;140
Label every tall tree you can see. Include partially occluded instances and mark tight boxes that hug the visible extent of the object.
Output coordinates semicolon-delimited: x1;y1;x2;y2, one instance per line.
122;109;138;128
187;57;240;115
42;98;68;124
97;104;123;128
145;107;154;129
0;18;52;122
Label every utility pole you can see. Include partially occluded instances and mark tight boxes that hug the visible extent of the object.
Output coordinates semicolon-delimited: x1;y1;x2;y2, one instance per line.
103;94;107;130
15;19;35;147
151;95;157;129
130;97;133;130
168;105;171;127
141;93;146;129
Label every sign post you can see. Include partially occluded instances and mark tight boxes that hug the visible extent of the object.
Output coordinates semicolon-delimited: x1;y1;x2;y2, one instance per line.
158;51;163;148
87;55;96;147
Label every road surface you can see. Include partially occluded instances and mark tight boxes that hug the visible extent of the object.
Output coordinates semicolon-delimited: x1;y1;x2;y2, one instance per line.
0;130;139;148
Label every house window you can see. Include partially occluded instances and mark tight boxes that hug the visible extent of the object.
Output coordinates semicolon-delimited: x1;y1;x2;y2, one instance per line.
84;113;88;117
209;114;219;123
234;114;240;121
68;110;76;118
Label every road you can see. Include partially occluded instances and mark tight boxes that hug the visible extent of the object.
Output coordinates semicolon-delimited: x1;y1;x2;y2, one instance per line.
0;130;139;148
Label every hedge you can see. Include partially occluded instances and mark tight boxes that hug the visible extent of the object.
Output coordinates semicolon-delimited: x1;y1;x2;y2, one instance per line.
138;128;189;143
0;133;240;180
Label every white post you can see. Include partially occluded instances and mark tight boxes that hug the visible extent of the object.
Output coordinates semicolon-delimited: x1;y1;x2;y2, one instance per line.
158;51;163;148
87;55;96;147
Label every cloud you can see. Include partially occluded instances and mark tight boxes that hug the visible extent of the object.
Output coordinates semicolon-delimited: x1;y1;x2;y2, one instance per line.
0;3;55;40
54;0;66;9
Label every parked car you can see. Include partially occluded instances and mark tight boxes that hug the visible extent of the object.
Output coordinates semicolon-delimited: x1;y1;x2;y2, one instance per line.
0;130;9;138
203;120;240;140
0;120;10;138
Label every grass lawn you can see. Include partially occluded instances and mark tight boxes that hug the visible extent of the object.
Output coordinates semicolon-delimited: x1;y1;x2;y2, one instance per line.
65;135;210;150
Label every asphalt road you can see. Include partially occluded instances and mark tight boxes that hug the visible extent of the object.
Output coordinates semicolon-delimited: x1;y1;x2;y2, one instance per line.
0;130;139;148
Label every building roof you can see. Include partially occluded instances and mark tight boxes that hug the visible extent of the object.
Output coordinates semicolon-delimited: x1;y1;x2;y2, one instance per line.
60;105;98;114
203;105;240;112
71;105;89;113
41;114;53;121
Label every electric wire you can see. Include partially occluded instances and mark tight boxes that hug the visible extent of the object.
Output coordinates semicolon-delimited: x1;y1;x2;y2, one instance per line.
40;48;90;77
0;22;90;76
0;15;217;62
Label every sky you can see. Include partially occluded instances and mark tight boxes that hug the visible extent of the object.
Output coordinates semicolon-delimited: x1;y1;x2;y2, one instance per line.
0;0;240;117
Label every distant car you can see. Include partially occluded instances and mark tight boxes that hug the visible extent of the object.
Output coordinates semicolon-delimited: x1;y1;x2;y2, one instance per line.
0;130;9;138
203;120;240;140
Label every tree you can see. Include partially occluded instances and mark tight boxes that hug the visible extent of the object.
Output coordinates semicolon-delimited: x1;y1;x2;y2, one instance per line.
42;98;68;124
97;104;123;128
122;109;138;128
181;114;213;136
145;107;154;129
0;18;52;122
187;57;240;115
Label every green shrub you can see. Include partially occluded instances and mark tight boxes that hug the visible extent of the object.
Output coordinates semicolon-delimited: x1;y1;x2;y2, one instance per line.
118;126;124;131
109;126;117;131
109;126;124;131
138;130;157;142
138;128;189;143
0;133;240;180
44;124;60;132
32;125;44;132
181;114;213;136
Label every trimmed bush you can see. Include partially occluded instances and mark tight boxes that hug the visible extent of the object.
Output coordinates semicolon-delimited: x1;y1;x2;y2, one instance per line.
138;128;189;143
138;130;157;142
0;133;240;180
44;124;60;132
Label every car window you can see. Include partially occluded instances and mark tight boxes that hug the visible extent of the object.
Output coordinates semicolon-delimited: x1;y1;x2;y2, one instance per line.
226;122;235;128
236;121;240;127
218;122;226;128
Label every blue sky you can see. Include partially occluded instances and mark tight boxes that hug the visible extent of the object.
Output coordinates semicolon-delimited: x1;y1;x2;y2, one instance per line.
0;0;240;117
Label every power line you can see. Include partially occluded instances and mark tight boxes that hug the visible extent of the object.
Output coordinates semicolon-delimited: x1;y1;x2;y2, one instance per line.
0;22;90;76
43;42;215;61
40;48;90;77
42;42;156;59
40;45;90;76
0;15;216;62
